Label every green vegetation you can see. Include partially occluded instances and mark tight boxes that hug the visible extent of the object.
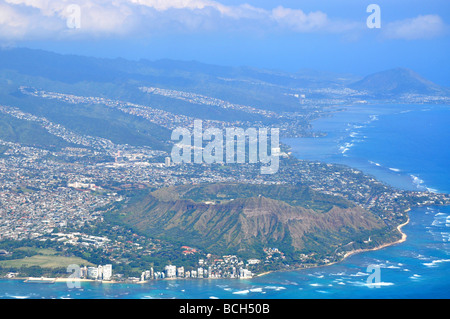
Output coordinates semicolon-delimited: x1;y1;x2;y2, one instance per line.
107;183;384;260
0;78;171;152
176;183;354;211
0;245;92;268
0;253;92;269
0;113;72;149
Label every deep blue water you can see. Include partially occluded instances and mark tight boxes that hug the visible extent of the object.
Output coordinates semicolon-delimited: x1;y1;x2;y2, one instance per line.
1;104;449;299
285;104;450;194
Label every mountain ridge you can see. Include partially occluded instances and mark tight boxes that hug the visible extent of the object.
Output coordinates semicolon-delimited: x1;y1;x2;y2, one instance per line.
1;47;446;93
349;67;446;96
108;183;388;259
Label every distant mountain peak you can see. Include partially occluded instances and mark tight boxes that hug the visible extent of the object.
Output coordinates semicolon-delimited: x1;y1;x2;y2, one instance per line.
350;67;442;96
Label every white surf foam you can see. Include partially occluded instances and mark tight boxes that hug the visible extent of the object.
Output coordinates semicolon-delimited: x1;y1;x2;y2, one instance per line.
316;290;330;294
348;281;394;287
350;272;368;277
250;288;263;293
422;259;450;268
264;286;286;291
232;290;249;295
409;274;421;280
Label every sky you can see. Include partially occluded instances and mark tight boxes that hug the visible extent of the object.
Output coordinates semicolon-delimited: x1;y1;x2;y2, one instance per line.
0;0;449;85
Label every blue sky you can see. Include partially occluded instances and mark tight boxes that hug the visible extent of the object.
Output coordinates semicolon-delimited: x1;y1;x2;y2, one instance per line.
1;0;449;85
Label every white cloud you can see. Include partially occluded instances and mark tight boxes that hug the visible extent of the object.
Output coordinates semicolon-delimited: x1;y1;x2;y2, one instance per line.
130;0;227;13
0;0;446;41
0;1;68;39
271;6;328;32
383;15;447;40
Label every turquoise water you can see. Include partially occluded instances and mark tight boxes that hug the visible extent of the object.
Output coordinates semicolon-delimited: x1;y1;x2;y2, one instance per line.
1;104;449;298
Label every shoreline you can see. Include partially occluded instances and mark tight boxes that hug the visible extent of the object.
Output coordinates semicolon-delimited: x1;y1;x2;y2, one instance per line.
255;216;410;278
7;277;120;284
342;217;409;260
5;217;411;283
53;278;117;284
2;216;411;283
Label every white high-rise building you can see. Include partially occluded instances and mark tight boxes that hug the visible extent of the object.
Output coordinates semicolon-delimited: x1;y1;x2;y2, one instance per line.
81;266;88;278
87;264;112;280
239;268;252;279
207;266;212;278
177;266;184;278
232;266;236;278
87;266;99;279
102;264;112;281
97;265;103;280
164;265;177;278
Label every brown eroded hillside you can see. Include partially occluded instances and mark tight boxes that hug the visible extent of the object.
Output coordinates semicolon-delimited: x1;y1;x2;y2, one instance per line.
109;183;387;258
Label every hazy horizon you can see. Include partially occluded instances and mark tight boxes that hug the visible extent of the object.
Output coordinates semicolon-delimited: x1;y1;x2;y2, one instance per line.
0;0;449;85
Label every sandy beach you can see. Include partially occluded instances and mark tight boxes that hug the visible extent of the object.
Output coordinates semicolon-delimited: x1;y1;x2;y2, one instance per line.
54;278;112;283
13;218;411;283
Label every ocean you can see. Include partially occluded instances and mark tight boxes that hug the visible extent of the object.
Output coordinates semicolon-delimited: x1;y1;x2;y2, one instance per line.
1;104;449;299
